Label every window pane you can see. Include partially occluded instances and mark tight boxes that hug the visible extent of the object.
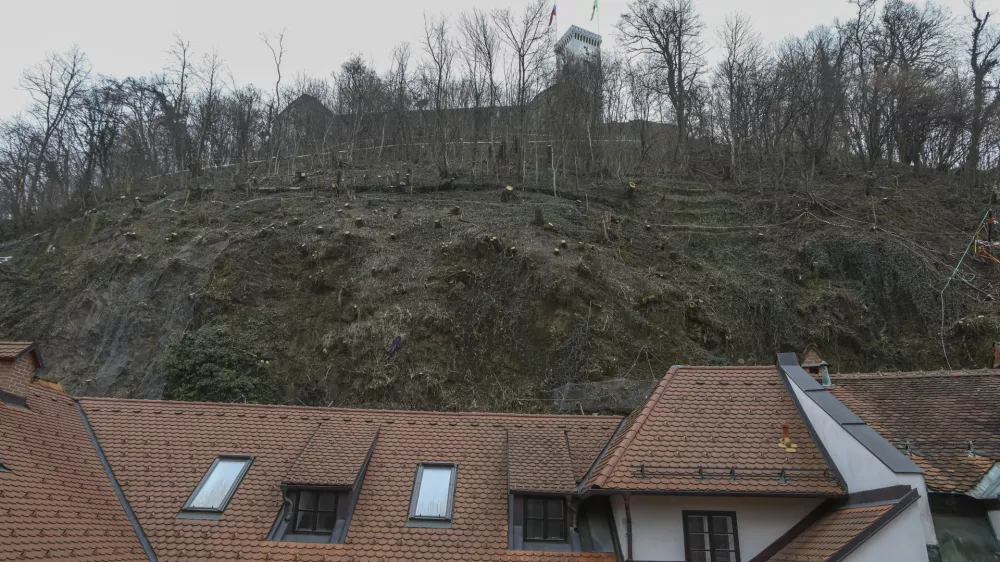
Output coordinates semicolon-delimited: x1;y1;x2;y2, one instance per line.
547;499;564;518
712;533;735;550
526;518;545;540
413;466;453;518
688;515;708;533
317;511;337;532
526;499;544;519
689;552;710;562
545;519;565;540
298;490;316;511
689;532;710;550
712;516;733;534
295;509;314;532
318;492;337;511
189;458;249;510
714;551;736;562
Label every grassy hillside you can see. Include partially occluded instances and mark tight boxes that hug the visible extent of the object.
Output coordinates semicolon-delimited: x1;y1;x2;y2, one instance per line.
0;169;996;413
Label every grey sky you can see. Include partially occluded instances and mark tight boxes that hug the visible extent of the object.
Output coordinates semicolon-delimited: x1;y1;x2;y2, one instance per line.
0;0;988;117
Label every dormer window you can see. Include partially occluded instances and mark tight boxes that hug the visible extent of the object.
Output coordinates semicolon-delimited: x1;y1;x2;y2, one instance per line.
525;497;567;542
407;463;456;527
182;455;253;513
292;489;339;533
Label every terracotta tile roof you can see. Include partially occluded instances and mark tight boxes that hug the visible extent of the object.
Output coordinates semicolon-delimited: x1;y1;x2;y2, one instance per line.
283;422;377;487
584;366;844;495
508;424;618;493
830;370;1000;492
0;341;32;361
767;504;892;561
79;398;621;561
0;385;147;561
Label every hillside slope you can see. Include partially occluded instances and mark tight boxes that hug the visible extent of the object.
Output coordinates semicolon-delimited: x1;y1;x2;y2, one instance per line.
0;172;996;412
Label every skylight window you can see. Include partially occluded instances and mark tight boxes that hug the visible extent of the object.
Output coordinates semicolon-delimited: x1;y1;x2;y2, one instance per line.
408;463;456;523
183;456;253;512
0;390;27;409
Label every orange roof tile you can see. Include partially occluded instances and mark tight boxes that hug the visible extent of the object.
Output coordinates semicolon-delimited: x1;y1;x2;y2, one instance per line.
830;370;1000;492
767;504;892;561
0;386;147;561
0;341;33;361
79;398;621;561
584;366;844;495
283;422;377;487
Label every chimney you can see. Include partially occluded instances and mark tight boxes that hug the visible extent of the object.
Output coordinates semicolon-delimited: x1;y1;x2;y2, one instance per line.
993;341;1000;370
801;345;833;386
0;342;41;397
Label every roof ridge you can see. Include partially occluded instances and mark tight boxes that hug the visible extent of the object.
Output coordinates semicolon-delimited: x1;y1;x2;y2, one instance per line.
77;397;622;421
589;366;679;489
835;369;1000;379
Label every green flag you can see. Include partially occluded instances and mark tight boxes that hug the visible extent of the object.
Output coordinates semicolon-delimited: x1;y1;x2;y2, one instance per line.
591;0;597;21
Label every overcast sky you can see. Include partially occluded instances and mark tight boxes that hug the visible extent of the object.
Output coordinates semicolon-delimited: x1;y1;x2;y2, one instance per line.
0;0;989;118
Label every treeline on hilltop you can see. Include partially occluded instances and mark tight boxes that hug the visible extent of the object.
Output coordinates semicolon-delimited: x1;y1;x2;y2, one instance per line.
2;0;999;235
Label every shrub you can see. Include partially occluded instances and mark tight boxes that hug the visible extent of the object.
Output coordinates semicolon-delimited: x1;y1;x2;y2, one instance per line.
162;325;275;403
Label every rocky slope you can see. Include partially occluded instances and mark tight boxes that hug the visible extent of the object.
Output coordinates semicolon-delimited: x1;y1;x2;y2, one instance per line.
1;172;996;412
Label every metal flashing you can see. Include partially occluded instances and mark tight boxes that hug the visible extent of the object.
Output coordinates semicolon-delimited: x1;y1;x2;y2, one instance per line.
967;462;1000;499
779;356;923;477
843;425;922;474
783;363;825;391
76;401;158;561
779;367;847;491
577;414;628;493
807;392;864;425
338;429;379;543
844;485;913;507
581;488;843;499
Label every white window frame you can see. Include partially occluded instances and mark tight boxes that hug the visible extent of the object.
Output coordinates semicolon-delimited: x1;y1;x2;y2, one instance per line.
182;455;254;513
407;463;457;523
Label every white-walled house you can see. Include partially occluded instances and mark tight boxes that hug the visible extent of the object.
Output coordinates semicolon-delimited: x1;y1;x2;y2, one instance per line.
576;363;932;562
828;367;1000;562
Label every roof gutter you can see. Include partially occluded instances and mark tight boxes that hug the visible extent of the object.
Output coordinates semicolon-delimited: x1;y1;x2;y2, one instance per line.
76;401;158;561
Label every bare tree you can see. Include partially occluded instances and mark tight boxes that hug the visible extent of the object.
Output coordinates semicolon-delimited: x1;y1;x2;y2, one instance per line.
19;46;90;215
261;30;286;175
194;50;226;167
714;14;767;180
618;0;706;170
422;14;456;176
459;8;502;178
966;1;1000;187
494;0;552;180
882;0;950;172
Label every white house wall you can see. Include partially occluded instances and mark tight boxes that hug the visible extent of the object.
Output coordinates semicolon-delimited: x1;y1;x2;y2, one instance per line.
786;377;937;548
609;495;822;561
841;502;928;562
787;380;897;490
